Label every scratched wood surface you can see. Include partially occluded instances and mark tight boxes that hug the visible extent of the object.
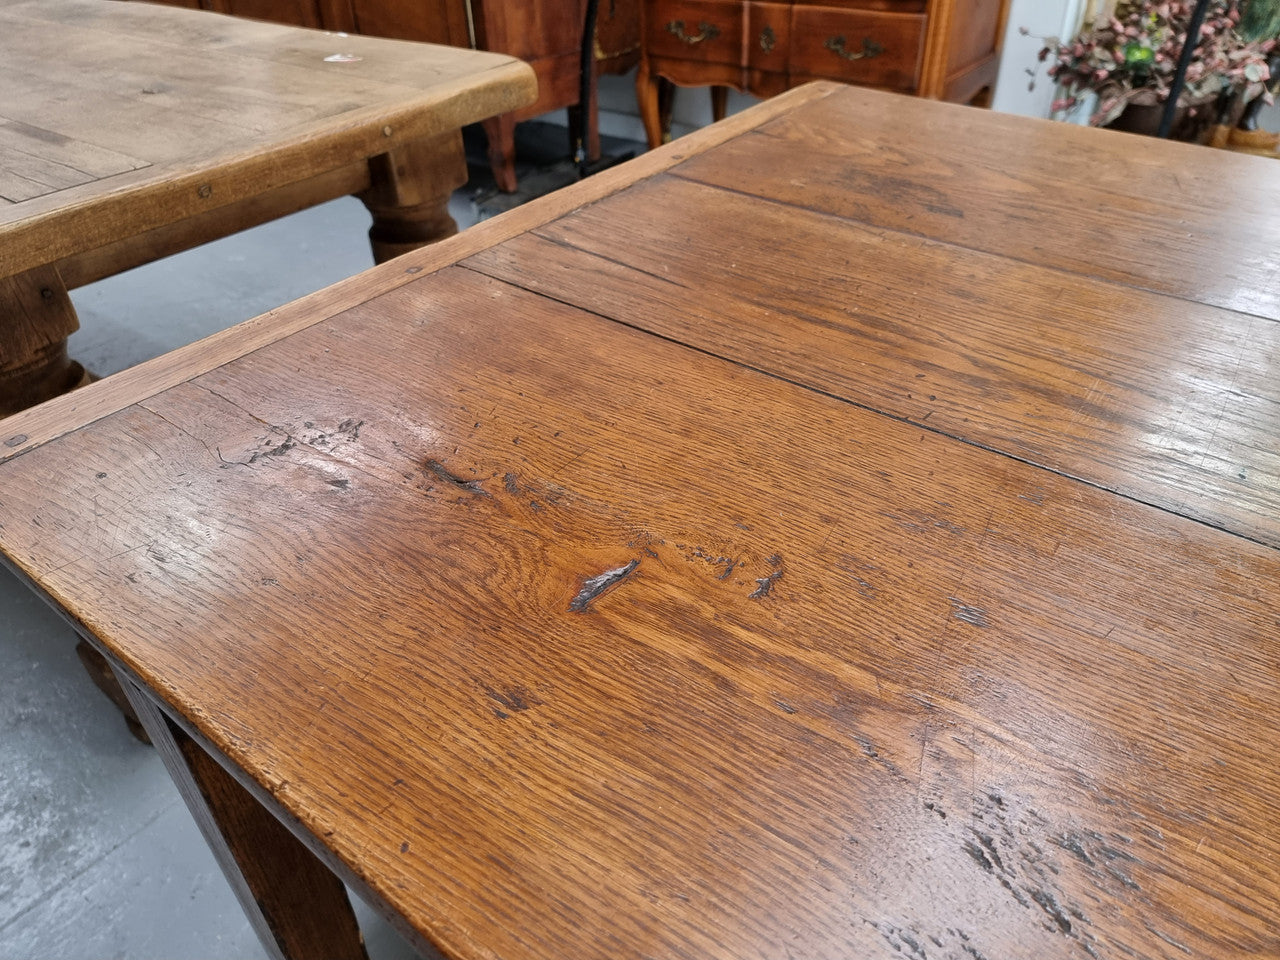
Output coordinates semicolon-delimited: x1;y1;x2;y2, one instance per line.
2;263;1278;959
1;82;1277;959
0;0;535;276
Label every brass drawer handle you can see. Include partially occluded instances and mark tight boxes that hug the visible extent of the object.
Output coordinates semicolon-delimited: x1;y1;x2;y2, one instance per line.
666;20;721;45
825;35;884;61
760;25;776;53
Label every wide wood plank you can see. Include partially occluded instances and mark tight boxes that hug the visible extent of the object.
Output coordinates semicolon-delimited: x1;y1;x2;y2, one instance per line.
668;84;1280;320
463;174;1280;548
2;267;1276;960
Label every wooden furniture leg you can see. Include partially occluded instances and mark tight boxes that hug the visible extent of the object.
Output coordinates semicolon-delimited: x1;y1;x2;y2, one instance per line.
658;77;676;143
711;84;729;122
76;640;150;743
359;130;468;264
635;60;664;149
115;663;370;960
0;265;87;418
480;113;519;194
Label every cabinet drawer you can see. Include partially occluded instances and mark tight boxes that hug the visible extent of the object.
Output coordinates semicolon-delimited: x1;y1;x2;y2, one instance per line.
789;6;925;91
646;0;743;65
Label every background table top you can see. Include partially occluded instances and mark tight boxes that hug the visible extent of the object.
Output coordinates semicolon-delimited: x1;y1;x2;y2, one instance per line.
0;0;534;277
1;83;1277;959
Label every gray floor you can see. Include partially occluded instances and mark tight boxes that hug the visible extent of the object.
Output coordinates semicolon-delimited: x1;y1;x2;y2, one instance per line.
0;115;630;958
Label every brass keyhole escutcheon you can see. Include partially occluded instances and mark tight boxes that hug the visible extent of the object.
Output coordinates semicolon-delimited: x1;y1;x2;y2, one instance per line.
760;25;777;53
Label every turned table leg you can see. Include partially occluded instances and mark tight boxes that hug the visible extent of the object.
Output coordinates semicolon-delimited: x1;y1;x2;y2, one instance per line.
359;130;468;264
0;265;87;419
115;664;370;960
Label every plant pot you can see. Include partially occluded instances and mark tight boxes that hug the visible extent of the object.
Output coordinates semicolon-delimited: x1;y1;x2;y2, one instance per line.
1103;97;1217;143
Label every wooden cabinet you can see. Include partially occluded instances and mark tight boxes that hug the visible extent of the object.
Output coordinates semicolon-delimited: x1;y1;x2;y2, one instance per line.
143;0;640;192
637;0;1010;147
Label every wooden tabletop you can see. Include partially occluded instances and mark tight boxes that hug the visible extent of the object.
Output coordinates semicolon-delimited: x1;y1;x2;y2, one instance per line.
2;83;1277;960
0;0;534;277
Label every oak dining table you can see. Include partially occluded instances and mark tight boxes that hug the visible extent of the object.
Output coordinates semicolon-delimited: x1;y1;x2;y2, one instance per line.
1;82;1277;960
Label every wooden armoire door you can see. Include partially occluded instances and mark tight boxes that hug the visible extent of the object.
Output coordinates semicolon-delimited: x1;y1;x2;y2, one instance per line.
345;0;471;47
200;0;343;30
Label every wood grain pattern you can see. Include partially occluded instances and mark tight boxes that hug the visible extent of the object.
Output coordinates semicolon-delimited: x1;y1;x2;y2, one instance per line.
0;117;148;203
671;83;1280;320
1;264;1276;959
463;173;1280;548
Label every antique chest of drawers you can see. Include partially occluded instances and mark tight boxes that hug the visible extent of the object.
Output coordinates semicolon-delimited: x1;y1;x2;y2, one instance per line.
637;0;1009;146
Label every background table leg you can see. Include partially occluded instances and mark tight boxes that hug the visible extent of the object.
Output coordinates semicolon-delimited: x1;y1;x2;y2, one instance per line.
635;60;663;149
0;265;86;418
115;667;369;960
75;640;150;743
360;130;468;264
711;85;729;123
480;113;520;193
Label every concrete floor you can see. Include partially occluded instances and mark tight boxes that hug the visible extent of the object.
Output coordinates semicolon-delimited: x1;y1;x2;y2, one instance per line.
0;122;633;960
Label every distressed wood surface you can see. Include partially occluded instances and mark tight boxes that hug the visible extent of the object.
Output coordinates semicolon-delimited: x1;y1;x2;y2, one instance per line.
1;83;1277;959
0;0;536;276
0;0;535;413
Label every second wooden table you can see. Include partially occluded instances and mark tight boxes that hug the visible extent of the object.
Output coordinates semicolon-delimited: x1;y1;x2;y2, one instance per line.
0;0;536;416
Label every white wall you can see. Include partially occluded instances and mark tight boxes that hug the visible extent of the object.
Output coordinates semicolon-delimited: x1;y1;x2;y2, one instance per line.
992;0;1085;117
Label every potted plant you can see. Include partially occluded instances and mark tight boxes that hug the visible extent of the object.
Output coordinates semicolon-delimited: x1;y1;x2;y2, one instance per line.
1035;1;1275;139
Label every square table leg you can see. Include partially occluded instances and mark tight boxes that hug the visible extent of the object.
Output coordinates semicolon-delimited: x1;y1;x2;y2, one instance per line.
112;660;370;960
